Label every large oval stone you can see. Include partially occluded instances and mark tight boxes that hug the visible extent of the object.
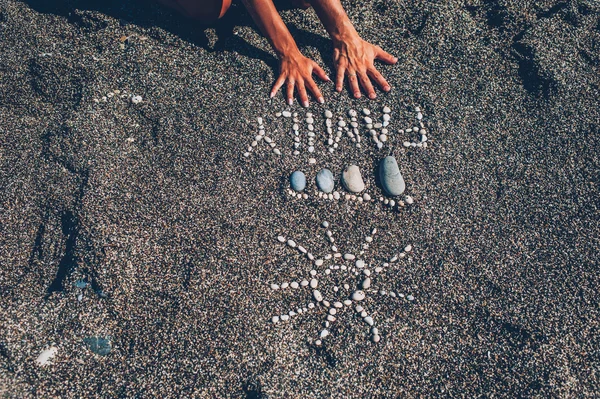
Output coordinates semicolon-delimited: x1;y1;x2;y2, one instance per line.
379;156;405;196
316;168;334;193
290;171;306;192
341;165;365;193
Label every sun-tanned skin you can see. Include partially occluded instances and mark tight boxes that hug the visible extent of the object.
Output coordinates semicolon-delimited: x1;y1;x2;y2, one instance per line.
158;0;398;106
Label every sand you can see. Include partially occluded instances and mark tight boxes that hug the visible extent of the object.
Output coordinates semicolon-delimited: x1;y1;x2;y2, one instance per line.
1;0;599;397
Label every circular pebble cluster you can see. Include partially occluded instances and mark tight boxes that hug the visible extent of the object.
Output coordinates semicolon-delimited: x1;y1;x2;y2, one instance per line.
269;222;415;345
92;89;139;104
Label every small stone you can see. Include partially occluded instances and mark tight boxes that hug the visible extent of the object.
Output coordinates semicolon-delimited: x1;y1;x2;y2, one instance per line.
131;95;142;104
407;295;415;301
325;110;333;118
379;134;388;142
364;316;374;326
290;282;299;289
363;193;371;201
352;290;366;301
322;221;329;228
372;334;381;343
383;114;391;122
316;169;335;193
404;244;413;252
281;314;290;321
320;329;329;338
333;191;340;200
362;108;371;115
327;315;336;322
329;308;337;315
421;134;428;142
281;282;289;289
309;158;316;164
383;106;391;113
282;111;292;117
36;346;58;366
405;195;414;204
363;269;371;276
306;117;314;124
341;165;365;193
379;156;405;196
310;278;318;288
272;316;280;323
362;277;371;289
364;116;373;124
377;142;383;150
355;259;365;268
344;254;355;261
403;141;411;148
273;149;281;155
297;245;307;254
301;280;309;287
270;284;280;290
308;302;315;308
417;112;423;120
287;240;296;248
314;290;323;301
355;305;364;312
290;171;306;192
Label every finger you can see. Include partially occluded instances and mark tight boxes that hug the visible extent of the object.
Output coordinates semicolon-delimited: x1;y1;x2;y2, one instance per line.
286;79;295;106
368;67;391;92
312;63;330;82
296;80;309;108
347;71;361;99
335;65;345;92
358;70;376;99
305;78;324;104
270;75;286;98
375;47;398;65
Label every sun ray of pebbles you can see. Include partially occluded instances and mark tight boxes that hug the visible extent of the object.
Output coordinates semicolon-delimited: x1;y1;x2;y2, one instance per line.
269;223;413;344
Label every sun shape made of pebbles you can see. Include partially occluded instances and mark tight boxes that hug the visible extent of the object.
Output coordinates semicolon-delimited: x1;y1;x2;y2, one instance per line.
269;221;414;345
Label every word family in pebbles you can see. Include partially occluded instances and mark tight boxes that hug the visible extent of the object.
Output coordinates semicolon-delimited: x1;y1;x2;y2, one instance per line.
287;159;414;213
269;222;415;345
92;89;143;105
243;105;429;158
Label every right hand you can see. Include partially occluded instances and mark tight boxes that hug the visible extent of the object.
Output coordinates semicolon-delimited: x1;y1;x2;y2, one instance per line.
270;50;330;107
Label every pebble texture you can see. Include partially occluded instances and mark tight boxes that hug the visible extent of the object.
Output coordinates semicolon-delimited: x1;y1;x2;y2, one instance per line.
341;165;365;193
379;156;405;196
0;0;599;398
290;171;306;192
316;168;335;193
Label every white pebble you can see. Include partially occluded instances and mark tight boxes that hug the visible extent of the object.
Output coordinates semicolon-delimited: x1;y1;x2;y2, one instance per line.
383;114;391;122
131;95;142;104
362;277;371;289
313;290;323;302
306;117;314;124
282;111;291;117
363;116;373;124
290;282;299;289
360;310;368;317
327;315;336;322
338;120;346;127
344;254;355;260
356;259;365;268
310;270;317;276
329;308;337;315
320;329;329;338
383;106;391;113
309;158;316;164
281;282;289;289
314;259;324;267
310;278;318;288
379;134;388;142
348;109;357;117
372;334;381;343
272;316;280;323
36;347;58;366
322;221;329;228
417;112;423;120
308;302;315;309
355;305;364;312
287;240;296;248
403;141;411;148
281;314;290;321
270;284;280;290
298;246;307;254
407;295;415;301
301;280;309;287
352;290;366;301
363;269;371;276
362;108;371;115
325;110;333;118
405;196;414;204
343;299;352;306
364;316;374;326
273;149;281;155
404;244;413;252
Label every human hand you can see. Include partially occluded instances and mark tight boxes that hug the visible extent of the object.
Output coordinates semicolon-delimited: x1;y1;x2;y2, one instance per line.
333;35;397;99
270;50;330;107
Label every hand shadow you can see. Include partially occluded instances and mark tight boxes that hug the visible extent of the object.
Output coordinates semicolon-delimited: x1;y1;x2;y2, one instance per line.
20;0;334;76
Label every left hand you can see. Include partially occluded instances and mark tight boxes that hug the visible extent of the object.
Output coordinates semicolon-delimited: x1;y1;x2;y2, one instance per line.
333;35;398;99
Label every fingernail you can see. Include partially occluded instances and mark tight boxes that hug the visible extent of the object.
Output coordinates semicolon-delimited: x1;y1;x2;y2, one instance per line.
303;100;309;108
384;86;391;92
355;93;361;99
370;93;376;99
270;92;275;98
288;99;293;105
325;75;331;81
318;97;324;104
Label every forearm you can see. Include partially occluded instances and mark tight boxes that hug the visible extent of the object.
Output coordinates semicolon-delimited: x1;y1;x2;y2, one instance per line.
241;0;300;58
308;0;359;43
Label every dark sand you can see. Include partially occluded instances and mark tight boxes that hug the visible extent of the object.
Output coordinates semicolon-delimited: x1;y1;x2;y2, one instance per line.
1;0;599;397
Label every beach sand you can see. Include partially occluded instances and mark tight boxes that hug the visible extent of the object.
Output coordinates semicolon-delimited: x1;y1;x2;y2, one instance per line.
1;0;599;397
